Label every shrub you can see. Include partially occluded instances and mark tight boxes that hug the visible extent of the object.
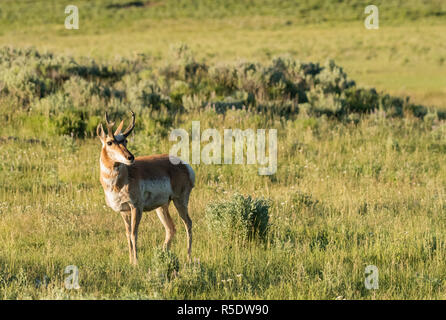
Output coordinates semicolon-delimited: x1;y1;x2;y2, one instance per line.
1;46;441;139
169;80;190;105
151;248;180;280
379;94;404;117
307;87;346;117
405;103;428;119
125;79;175;111
53;109;87;138
343;87;379;114
314;59;355;96
205;193;271;242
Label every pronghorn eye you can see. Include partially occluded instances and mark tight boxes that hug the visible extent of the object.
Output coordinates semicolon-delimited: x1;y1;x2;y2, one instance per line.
107;141;112;146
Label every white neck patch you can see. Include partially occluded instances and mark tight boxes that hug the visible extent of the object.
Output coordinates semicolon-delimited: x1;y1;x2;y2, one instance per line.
100;159;113;175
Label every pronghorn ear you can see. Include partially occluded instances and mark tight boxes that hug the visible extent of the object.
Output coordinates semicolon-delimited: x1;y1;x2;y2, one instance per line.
97;123;106;141
114;120;124;136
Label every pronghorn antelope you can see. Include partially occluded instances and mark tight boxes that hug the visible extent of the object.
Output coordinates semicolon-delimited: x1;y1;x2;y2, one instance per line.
96;111;194;265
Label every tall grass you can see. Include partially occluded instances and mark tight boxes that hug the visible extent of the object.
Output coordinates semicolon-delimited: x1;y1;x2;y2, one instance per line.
1;73;445;298
0;0;446;300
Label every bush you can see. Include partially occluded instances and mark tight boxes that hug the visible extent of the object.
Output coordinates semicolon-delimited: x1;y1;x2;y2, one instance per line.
343;88;379;114
205;193;271;242
53;109;88;138
151;248;180;281
0;46;441;139
405;103;428;119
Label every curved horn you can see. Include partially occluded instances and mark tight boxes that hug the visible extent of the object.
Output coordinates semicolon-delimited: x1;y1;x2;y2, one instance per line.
122;111;135;137
104;112;115;138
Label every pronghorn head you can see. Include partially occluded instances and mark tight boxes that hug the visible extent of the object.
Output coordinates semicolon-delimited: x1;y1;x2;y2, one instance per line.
97;111;136;165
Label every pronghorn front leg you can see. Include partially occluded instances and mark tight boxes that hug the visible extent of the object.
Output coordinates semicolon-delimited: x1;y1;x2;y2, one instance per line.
120;211;133;264
130;206;142;265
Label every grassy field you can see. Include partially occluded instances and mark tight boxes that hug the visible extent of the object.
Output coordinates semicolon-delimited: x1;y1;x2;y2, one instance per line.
0;0;446;299
1;0;445;109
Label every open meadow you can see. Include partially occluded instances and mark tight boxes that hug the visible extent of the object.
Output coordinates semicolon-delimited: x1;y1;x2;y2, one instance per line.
0;0;446;299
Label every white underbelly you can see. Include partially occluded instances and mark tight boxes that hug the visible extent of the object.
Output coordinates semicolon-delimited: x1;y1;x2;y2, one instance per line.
140;178;173;211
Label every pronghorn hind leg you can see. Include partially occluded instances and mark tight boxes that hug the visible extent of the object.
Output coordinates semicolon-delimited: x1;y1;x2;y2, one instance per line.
173;196;192;261
155;203;176;251
130;207;143;265
120;211;133;264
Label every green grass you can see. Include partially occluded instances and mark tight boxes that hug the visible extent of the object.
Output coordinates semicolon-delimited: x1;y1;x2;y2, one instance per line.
0;0;446;299
1;113;446;299
1;0;445;29
1;1;445;109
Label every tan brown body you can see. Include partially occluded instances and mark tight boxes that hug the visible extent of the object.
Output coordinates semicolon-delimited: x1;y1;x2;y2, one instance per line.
97;112;194;265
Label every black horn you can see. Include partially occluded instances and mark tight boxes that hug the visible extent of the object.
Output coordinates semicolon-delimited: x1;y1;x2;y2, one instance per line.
122;111;135;137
